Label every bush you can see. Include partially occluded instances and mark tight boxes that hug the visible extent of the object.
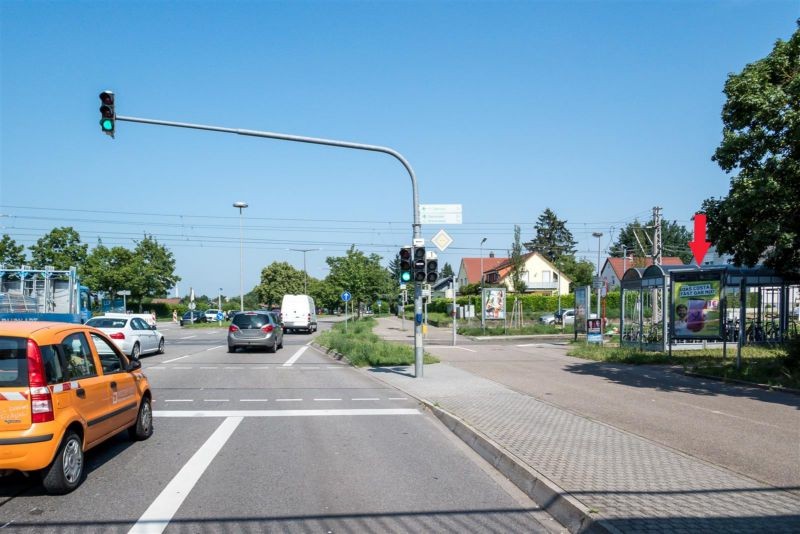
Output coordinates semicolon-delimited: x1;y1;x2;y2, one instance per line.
316;318;438;367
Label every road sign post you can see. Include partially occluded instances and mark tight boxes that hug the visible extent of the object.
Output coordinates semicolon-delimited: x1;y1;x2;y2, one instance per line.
341;291;352;333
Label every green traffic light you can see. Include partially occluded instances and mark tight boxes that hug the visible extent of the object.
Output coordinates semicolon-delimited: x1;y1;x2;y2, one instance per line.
101;119;114;131
401;271;412;283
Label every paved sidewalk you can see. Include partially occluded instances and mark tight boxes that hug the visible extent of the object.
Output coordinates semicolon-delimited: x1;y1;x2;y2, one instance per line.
368;316;800;533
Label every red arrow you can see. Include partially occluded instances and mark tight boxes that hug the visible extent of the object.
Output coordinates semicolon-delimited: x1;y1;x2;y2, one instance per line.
688;213;711;265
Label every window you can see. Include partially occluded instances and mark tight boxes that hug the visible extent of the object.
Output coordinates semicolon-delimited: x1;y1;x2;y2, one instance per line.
41;345;65;384
61;332;97;379
90;333;125;374
0;336;27;387
131;318;148;330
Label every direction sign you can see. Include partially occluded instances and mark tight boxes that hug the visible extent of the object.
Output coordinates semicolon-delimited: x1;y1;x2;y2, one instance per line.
188;302;196;310
420;204;462;225
116;290;131;296
431;229;454;251
341;291;352;302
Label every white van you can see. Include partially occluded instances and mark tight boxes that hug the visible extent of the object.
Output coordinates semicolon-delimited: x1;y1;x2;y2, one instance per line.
281;294;317;334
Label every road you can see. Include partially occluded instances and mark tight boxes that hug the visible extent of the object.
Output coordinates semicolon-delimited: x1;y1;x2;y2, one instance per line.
0;319;563;533
408;320;800;493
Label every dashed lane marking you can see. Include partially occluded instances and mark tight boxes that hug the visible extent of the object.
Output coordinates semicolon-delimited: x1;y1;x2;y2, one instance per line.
283;345;309;366
153;409;420;418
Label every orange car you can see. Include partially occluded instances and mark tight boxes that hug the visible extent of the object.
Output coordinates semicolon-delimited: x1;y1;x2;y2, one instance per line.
0;321;153;494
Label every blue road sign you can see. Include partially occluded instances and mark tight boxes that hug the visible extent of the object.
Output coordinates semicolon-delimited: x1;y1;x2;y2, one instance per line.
216;311;224;321
341;291;352;302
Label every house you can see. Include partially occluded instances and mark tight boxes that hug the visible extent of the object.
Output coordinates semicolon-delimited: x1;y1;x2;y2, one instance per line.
600;256;685;288
456;254;509;289
472;252;571;295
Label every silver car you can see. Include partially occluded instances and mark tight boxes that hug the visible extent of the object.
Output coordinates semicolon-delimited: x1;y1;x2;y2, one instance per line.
86;316;165;359
227;311;283;353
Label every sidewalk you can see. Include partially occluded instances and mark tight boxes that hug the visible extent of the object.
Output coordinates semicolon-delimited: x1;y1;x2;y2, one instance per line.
368;316;800;533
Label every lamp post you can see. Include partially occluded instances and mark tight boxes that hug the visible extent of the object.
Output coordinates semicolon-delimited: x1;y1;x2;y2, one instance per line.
233;201;248;311
288;248;319;294
592;232;604;343
480;237;487;333
218;288;222;324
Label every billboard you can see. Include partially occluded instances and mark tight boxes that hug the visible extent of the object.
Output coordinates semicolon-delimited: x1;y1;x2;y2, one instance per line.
574;286;590;334
482;288;506;320
671;278;722;339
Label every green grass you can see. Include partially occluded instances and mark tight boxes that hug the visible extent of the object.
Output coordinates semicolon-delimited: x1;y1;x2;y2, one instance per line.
567;342;800;389
316;317;438;367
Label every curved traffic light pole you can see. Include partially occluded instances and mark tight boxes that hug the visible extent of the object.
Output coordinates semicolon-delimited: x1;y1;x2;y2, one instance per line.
114;114;427;378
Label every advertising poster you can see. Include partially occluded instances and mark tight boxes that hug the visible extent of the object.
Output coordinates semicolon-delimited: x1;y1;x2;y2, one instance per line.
574;286;590;334
672;279;722;339
483;288;506;320
587;318;602;344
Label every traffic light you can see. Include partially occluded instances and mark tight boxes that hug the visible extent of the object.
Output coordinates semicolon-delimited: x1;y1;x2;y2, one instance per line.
413;247;426;282
99;91;115;137
398;247;412;284
426;255;439;284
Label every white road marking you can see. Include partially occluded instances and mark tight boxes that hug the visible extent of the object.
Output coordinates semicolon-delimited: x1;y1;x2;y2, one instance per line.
164;399;194;403
200;366;218;369
178;335;197;340
148;366;166;370
283;345;308;366
154;409;419;417
300;366;320;369
162;354;192;364
204;399;229;402
352;398;380;401
240;399;269;402
326;366;345;369
250;366;271;369
313;398;342;402
276;398;302;402
388;397;407;400
436;346;476;352
172;366;191;370
206;345;225;351
128;416;243;534
224;366;241;369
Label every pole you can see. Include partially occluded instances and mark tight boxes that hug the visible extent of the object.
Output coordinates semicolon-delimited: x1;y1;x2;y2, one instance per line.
452;279;457;346
234;202;248;312
480;237;487;334
218;288;222;325
592;232;604;346
114;114;427;378
289;248;318;294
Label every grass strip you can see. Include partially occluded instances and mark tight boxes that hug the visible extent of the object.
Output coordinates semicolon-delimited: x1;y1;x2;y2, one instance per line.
316;317;438;367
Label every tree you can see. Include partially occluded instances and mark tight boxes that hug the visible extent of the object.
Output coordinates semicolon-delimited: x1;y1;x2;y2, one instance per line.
555;256;595;291
611;218;692;264
702;22;800;275
508;225;528;293
441;262;455;278
523;208;576;262
255;262;306;306
29;227;88;271
82;241;135;297
325;246;392;316
129;234;181;302
0;234;26;267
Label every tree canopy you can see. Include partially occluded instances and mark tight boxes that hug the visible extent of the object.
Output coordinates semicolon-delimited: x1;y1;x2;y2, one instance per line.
325;246;393;314
703;21;800;275
0;234;26;267
29;227;88;271
523;208;576;262
255;262;306;306
611;218;692;264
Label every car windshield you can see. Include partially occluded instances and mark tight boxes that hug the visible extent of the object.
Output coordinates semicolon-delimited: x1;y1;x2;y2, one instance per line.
87;318;128;328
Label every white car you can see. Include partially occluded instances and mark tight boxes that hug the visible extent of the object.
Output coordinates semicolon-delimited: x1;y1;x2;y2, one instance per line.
204;309;221;321
85;315;165;360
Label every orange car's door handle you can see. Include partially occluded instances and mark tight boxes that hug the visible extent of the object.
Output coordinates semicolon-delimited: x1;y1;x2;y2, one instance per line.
110;381;117;390
76;388;86;399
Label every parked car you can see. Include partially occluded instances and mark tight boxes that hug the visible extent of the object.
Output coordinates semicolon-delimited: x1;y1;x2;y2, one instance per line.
180;310;207;326
85;316;165;360
539;309;570;325
0;321;152;494
281;294;317;334
227;311;283;353
204;308;221;321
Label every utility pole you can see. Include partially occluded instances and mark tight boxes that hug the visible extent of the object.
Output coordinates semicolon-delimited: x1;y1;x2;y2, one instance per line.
652;206;662;265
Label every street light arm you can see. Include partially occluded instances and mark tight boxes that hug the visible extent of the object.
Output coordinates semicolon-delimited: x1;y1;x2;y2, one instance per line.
116;115;421;235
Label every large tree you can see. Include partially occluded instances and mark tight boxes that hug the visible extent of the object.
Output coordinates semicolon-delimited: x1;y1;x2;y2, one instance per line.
555;255;595;291
82;241;135;297
0;234;26;267
702;22;800;275
129;234;180;300
611;218;692;264
255;262;306;306
29;227;88;271
524;208;576;262
325;246;392;316
441;262;454;278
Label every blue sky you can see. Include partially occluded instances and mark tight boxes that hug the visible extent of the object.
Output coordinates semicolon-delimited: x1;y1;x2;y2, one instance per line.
1;1;797;298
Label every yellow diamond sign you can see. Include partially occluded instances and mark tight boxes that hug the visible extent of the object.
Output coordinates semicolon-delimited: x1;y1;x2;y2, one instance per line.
431;229;453;252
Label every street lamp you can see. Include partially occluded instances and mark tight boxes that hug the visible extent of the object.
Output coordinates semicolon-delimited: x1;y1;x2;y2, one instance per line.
233;201;248;311
288;248;319;294
592;232;604;341
480;237;487;332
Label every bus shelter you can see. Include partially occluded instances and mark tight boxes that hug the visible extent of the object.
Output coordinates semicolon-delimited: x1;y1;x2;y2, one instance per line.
621;264;799;353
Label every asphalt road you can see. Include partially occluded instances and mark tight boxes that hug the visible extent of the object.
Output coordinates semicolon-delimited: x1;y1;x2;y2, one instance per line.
418;334;800;493
0;319;563;533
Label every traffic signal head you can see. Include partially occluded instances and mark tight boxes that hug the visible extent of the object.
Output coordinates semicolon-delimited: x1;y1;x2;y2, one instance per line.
399;247;412;283
99;91;115;137
413;247;426;282
426;258;439;283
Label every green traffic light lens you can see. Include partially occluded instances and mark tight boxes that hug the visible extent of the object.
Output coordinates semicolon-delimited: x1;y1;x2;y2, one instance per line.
101;119;114;131
401;272;412;282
